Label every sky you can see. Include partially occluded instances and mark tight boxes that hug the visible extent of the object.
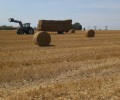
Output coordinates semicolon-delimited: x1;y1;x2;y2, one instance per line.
0;0;120;30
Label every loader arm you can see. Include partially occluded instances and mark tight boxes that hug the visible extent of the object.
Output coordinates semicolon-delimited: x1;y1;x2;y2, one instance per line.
8;18;23;28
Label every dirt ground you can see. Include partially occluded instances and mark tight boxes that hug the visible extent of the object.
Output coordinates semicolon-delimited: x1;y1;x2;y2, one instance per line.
0;30;120;100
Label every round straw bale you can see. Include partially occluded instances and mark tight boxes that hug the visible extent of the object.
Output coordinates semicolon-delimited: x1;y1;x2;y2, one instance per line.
33;31;51;46
85;29;95;37
68;29;75;33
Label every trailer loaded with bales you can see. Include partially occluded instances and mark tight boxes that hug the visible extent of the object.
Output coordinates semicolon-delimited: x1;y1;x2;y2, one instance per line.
37;19;73;34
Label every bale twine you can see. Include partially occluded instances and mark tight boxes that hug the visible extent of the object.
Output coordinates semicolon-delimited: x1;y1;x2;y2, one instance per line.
33;31;51;46
68;29;75;33
85;29;95;37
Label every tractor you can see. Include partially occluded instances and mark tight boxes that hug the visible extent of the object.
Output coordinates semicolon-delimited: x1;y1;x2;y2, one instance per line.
8;18;34;34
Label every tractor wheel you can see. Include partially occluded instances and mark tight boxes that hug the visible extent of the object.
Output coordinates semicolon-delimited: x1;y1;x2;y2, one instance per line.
17;29;24;34
27;29;34;34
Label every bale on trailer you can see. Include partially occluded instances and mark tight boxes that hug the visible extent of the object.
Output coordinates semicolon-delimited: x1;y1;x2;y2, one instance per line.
85;29;95;37
37;19;73;34
33;31;51;46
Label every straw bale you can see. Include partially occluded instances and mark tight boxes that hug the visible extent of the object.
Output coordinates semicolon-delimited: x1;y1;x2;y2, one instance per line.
85;29;95;37
33;31;51;46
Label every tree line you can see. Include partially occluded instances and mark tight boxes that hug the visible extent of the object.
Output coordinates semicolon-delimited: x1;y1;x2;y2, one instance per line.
0;22;83;30
0;25;17;30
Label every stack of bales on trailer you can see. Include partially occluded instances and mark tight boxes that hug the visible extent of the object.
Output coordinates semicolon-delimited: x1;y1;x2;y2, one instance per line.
37;19;72;33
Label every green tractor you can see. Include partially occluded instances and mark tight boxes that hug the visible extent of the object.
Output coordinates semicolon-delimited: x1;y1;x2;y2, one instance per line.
8;18;34;34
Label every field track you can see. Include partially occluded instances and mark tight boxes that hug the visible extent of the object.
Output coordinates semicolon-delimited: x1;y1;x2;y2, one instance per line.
0;30;120;100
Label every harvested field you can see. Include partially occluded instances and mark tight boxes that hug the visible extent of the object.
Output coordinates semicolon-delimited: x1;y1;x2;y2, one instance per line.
0;30;120;100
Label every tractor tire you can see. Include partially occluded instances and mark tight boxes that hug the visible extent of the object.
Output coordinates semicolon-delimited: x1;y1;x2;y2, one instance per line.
17;29;24;34
27;29;34;34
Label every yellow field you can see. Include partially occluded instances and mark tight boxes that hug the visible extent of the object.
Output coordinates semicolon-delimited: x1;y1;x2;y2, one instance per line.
0;30;120;100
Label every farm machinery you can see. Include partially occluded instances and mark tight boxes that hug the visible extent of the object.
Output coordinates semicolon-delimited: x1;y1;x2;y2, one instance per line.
8;18;34;34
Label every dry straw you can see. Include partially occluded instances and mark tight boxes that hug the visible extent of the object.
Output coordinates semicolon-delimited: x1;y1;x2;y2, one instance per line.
85;29;95;37
33;31;51;46
68;29;75;33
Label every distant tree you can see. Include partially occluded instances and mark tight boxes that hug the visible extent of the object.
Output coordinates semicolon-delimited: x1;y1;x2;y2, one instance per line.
0;25;16;30
72;22;82;30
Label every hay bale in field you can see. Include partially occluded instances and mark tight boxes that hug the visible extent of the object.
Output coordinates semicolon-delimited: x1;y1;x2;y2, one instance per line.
33;31;51;46
68;29;75;33
85;29;95;37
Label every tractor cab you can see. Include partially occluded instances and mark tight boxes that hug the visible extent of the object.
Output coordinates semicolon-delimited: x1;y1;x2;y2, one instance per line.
22;23;34;34
23;23;31;28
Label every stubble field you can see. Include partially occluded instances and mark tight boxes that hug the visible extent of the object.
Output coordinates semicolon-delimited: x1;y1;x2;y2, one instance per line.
0;30;120;100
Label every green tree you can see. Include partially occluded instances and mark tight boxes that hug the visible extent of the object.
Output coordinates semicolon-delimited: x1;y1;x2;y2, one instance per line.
0;25;15;30
72;22;82;30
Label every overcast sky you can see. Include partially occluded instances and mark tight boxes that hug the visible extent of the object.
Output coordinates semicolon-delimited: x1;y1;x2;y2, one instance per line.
0;0;120;30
